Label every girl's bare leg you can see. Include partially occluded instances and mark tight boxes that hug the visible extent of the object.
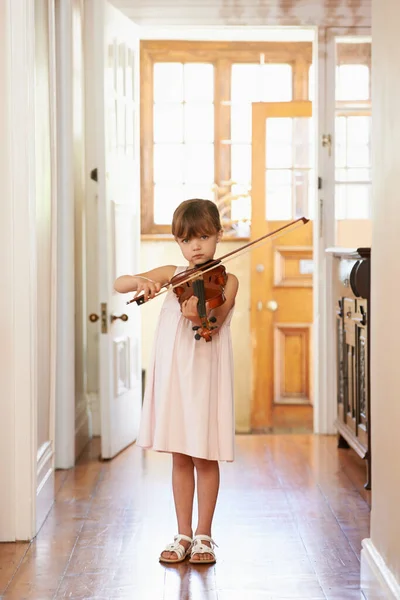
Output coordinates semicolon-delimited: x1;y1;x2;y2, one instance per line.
192;458;220;562
161;452;195;560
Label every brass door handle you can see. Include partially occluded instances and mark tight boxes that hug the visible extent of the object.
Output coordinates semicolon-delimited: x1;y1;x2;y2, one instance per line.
266;300;278;312
111;313;128;323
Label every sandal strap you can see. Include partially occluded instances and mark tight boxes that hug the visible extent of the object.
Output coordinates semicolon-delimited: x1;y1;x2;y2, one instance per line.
163;534;193;559
193;534;218;548
175;534;193;544
191;535;218;558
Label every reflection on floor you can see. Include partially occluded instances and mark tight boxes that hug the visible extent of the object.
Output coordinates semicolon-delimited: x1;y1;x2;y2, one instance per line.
0;434;370;599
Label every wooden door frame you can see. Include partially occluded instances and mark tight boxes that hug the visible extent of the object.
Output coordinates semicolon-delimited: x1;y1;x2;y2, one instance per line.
0;0;58;541
250;101;313;431
54;0;77;469
315;27;372;436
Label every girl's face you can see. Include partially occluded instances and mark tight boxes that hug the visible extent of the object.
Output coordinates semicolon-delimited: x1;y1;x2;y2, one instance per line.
176;230;222;267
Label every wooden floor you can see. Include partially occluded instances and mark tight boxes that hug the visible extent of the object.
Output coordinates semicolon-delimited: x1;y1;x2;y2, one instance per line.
0;435;370;600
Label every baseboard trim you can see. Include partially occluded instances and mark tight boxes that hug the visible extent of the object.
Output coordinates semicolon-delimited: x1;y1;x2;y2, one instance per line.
86;392;100;436
36;441;55;537
361;538;400;600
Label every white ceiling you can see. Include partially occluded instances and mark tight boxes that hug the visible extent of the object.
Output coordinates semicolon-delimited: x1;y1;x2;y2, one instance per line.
110;0;371;29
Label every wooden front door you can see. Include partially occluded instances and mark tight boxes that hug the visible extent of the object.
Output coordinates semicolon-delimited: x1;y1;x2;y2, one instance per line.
251;101;313;432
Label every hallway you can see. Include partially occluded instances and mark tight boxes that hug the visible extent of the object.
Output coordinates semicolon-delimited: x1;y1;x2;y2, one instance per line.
0;435;370;599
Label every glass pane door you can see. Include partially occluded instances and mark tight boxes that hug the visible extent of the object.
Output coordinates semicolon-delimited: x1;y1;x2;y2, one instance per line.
265;116;314;220
334;37;372;247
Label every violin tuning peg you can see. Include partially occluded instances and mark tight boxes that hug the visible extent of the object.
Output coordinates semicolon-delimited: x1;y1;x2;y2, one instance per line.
192;326;200;331
194;333;201;340
209;316;217;323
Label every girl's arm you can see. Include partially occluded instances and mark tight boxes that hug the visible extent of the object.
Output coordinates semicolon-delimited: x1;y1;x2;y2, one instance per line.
114;265;176;300
181;273;239;331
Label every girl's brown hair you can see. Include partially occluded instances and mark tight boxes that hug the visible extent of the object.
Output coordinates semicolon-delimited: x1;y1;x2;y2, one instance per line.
172;199;222;239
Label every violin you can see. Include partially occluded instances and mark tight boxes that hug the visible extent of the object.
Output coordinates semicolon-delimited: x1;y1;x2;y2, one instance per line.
170;262;228;342
127;217;309;342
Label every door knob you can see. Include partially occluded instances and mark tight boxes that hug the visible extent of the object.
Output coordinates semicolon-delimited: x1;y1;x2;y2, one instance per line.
266;300;278;312
89;313;99;322
111;313;129;323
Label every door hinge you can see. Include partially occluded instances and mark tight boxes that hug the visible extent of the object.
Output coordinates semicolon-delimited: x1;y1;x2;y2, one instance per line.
321;133;332;156
90;167;98;182
318;177;322;190
101;302;108;334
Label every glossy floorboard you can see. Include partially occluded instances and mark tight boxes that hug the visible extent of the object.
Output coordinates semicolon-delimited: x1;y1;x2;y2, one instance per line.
0;435;370;599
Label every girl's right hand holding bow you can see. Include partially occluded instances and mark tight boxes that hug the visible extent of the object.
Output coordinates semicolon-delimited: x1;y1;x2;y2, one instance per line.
114;265;176;301
131;276;161;302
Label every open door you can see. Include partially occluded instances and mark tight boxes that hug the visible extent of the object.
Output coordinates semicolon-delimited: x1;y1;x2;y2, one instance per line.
251;101;313;432
85;1;141;459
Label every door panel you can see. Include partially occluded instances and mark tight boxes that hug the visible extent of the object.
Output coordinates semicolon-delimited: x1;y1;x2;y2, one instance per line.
85;0;141;459
251;101;313;431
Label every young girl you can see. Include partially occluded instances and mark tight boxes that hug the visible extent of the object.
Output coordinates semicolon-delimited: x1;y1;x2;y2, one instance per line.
114;199;238;565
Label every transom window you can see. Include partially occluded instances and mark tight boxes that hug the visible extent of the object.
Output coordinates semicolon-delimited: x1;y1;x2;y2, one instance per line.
141;41;312;236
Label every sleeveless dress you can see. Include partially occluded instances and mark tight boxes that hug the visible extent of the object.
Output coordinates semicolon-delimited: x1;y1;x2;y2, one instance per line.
136;267;235;462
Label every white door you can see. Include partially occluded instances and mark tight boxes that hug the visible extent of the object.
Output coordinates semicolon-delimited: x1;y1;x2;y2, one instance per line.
85;0;141;459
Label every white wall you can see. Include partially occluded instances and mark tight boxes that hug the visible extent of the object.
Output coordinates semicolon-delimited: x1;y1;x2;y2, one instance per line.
361;0;400;596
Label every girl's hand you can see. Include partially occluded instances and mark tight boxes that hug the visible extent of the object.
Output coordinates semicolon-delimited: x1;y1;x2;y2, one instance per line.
181;296;201;323
132;276;161;302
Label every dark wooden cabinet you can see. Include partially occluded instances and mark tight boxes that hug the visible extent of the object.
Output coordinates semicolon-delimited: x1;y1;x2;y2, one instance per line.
330;248;371;489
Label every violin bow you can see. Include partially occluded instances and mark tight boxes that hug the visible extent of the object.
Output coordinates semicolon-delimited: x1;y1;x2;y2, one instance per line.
127;217;309;305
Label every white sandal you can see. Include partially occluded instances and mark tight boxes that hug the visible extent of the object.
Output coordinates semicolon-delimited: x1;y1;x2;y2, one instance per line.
189;534;218;564
159;534;193;563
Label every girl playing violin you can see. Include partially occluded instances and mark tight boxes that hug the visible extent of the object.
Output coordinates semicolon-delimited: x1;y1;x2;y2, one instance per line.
114;199;238;565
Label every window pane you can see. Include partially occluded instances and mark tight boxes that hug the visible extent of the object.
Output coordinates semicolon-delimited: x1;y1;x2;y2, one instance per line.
347;116;370;145
267;144;292;169
231;63;292;103
154;184;184;224
154;104;183;143
293;170;310;218
231;144;251;185
347;145;370;168
154;63;183;103
336;116;346;146
231;194;251;223
335;117;346;168
184;63;214;102
231;104;252;143
231;64;261;102
154;144;183;183
266;118;292;144
266;169;292;220
336;64;369;101
261;64;292;101
294;118;312;168
335;183;371;219
183;183;213;201
336;168;371;182
184;104;214;143
184;144;214;183
266;118;293;169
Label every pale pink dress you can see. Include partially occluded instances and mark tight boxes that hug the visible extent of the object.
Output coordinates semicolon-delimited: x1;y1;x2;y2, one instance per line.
136;267;235;462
